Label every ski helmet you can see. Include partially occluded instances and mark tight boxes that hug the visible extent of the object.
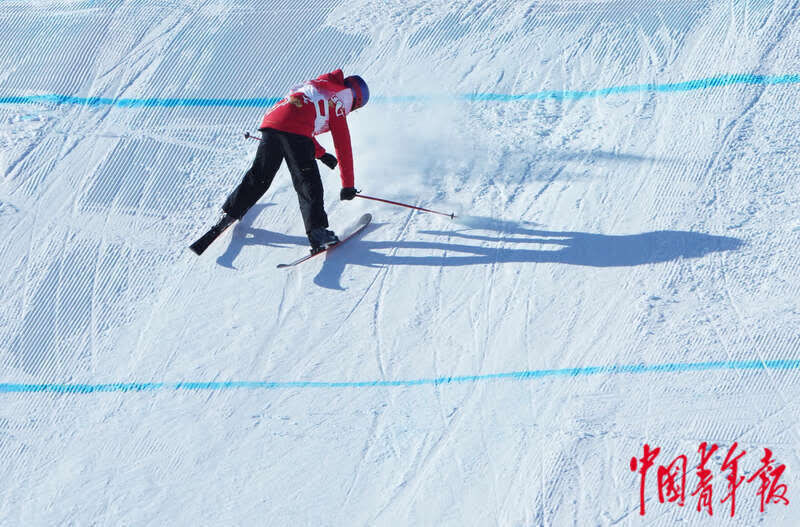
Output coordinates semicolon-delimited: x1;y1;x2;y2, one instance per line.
344;75;369;111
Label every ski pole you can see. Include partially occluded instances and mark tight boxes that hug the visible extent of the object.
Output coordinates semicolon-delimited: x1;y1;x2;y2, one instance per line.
355;193;455;219
244;132;455;219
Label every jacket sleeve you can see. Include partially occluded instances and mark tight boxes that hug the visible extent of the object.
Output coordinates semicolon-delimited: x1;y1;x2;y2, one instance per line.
312;137;326;158
328;96;354;188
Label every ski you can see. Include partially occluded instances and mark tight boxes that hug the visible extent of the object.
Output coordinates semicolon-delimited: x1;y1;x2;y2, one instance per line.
189;214;237;255
277;213;372;268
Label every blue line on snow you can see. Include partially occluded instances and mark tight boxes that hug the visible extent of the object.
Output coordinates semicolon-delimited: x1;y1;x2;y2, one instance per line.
460;73;800;102
2;359;798;394
1;74;798;108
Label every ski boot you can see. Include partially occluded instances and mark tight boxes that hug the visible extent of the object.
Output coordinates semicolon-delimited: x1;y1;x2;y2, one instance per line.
214;212;237;232
308;227;340;255
189;212;237;255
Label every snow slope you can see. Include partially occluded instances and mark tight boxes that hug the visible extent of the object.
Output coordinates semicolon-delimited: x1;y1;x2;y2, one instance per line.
1;0;799;524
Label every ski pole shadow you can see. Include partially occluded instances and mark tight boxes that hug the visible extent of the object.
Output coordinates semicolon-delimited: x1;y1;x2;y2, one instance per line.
310;216;744;288
547;149;689;166
216;203;307;268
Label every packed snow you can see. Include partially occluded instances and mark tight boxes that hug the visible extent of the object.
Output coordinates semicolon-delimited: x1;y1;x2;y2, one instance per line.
1;0;799;524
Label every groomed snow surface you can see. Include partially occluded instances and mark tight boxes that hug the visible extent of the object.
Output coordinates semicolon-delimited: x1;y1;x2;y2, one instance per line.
1;0;799;525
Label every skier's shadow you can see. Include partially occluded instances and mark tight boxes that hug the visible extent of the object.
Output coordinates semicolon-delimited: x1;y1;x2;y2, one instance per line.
313;216;743;289
216;204;307;269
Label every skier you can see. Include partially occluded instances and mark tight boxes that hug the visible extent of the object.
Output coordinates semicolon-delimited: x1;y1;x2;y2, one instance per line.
205;69;369;254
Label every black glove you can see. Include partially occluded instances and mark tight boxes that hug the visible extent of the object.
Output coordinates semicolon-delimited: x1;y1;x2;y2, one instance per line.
319;153;338;170
340;187;358;201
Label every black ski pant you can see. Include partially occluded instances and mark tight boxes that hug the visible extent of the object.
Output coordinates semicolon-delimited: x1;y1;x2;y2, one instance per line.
222;128;328;235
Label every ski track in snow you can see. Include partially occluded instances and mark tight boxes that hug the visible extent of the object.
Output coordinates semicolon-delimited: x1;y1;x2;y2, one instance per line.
1;0;800;525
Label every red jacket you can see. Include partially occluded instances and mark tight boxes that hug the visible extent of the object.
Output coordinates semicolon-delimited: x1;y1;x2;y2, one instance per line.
260;69;355;188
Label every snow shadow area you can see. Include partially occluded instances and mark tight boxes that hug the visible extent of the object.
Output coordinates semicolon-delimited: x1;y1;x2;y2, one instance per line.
310;218;743;289
214;204;309;269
